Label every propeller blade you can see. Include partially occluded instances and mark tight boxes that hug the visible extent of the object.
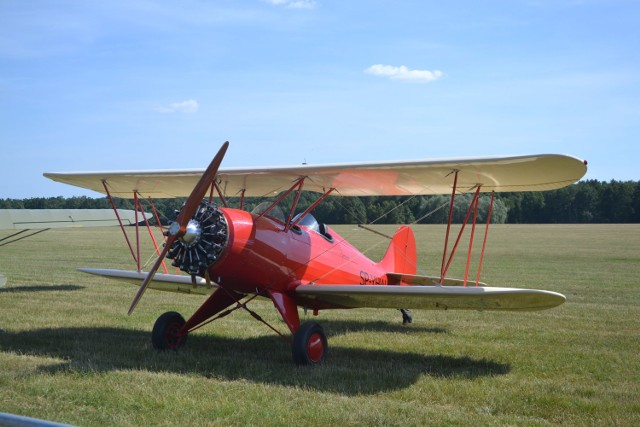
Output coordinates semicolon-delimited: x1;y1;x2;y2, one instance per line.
127;234;176;315
127;141;229;315
176;141;229;234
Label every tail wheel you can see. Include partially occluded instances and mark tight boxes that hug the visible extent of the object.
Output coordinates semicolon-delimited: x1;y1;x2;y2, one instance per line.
292;321;328;365
152;311;187;350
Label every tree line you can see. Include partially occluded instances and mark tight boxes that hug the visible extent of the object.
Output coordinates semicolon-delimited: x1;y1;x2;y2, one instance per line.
2;180;638;224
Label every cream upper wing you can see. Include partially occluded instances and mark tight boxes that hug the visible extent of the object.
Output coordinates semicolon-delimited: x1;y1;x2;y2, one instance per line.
43;154;587;198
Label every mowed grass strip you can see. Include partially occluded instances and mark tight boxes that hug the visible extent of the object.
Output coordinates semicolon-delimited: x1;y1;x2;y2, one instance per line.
1;224;639;426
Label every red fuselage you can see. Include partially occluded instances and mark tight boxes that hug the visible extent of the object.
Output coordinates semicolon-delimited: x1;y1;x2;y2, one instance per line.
209;208;387;300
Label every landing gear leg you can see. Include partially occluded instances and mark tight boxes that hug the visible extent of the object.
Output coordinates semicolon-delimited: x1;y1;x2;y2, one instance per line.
292;321;328;366
400;308;413;325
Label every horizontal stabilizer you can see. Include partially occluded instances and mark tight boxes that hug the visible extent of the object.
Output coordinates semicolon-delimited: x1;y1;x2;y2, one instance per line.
387;273;488;287
78;268;216;296
295;284;566;311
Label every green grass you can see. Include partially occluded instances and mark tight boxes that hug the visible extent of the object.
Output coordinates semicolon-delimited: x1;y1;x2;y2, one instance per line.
1;224;639;426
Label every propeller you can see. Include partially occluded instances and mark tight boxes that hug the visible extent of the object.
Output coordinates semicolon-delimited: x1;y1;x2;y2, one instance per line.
128;141;229;315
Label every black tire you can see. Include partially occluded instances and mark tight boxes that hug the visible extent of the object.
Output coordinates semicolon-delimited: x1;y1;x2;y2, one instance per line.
292;321;328;366
400;308;413;325
152;311;187;350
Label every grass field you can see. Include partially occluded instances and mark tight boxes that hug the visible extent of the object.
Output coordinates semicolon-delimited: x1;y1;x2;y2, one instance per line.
1;224;639;426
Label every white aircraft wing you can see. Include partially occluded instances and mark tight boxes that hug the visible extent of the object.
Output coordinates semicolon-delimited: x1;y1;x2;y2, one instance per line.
295;284;566;311
74;268;561;311
0;209;144;230
44;154;587;198
78;268;216;296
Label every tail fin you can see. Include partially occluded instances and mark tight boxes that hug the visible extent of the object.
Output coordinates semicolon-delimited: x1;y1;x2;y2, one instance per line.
378;225;417;275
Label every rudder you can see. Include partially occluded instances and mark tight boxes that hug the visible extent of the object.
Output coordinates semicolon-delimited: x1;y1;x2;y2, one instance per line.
378;225;417;275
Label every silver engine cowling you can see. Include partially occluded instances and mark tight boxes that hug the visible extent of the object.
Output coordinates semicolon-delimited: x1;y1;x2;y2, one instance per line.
166;200;228;276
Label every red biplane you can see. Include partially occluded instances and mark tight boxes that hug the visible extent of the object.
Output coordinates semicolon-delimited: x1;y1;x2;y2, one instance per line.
44;142;587;365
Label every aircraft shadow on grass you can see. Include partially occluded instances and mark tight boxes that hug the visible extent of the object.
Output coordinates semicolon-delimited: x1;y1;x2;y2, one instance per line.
320;319;449;336
0;284;85;293
0;323;510;395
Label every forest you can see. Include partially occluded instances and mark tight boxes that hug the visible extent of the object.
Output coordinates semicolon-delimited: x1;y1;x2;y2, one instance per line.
1;180;638;225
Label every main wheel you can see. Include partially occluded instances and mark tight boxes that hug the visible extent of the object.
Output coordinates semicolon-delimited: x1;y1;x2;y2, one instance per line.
292;321;328;366
152;311;187;350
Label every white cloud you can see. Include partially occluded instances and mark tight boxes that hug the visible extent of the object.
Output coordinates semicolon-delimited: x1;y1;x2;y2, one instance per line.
266;0;317;10
365;64;443;82
154;99;199;113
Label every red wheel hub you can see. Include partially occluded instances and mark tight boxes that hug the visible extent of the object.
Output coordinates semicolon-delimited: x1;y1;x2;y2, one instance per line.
306;332;325;363
165;321;185;349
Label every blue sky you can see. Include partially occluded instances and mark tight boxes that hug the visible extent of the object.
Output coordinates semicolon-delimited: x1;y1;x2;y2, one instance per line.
1;0;638;198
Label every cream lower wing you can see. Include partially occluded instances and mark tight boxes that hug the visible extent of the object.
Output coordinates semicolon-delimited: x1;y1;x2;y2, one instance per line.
295;284;566;311
78;268;216;296
77;268;566;311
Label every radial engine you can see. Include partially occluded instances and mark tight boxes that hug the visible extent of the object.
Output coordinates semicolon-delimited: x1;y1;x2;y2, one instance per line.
166;201;228;276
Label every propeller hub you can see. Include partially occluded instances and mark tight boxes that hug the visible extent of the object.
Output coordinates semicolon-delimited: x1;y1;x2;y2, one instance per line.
181;220;202;246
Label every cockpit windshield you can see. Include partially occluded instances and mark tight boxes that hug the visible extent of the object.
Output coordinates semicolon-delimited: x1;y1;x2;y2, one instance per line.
250;204;329;239
292;212;319;232
250;202;286;223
